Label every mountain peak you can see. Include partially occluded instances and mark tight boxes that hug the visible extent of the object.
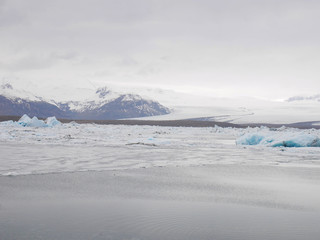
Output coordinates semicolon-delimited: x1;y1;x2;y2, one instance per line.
287;94;320;102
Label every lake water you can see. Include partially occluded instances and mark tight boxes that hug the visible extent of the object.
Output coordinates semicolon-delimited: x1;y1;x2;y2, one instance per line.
1;165;320;240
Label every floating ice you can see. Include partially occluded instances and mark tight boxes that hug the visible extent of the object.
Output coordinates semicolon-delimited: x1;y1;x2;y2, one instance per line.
236;131;320;147
236;133;265;145
29;116;47;127
0;120;16;126
1;121;320;176
18;115;47;127
45;116;61;127
18;114;32;126
15;114;61;127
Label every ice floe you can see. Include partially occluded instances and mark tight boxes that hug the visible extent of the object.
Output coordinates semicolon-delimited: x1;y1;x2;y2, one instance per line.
236;131;320;147
0;114;62;128
45;116;62;127
1;115;320;176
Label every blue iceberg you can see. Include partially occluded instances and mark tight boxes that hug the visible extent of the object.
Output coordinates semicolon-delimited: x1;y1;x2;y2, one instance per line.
236;131;320;147
12;114;62;127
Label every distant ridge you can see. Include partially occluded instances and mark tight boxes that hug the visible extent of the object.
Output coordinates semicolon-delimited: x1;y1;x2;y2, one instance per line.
287;94;320;102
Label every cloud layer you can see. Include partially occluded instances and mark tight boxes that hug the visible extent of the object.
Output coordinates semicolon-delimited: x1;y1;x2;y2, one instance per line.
1;0;320;98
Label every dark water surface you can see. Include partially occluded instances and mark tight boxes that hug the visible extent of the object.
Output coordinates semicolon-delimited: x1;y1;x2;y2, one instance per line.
1;165;320;240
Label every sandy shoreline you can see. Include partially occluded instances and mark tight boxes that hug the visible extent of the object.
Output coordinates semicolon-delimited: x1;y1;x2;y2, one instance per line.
1;165;320;240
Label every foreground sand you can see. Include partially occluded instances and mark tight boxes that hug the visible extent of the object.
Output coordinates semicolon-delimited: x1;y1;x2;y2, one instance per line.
1;164;320;240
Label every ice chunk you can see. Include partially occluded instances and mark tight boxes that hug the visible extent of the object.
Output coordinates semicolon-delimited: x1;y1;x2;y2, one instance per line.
0;120;19;126
236;132;320;147
12;114;62;127
236;133;265;145
45;116;61;127
18;114;32;126
269;134;320;147
28;116;47;127
0;120;13;125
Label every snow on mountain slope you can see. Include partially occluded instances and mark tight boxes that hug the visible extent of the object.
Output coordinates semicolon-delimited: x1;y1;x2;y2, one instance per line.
1;80;320;124
0;83;42;102
0;80;216;114
0;82;170;119
0;79;228;108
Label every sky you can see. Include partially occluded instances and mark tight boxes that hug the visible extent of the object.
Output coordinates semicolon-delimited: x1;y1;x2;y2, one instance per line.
1;0;320;99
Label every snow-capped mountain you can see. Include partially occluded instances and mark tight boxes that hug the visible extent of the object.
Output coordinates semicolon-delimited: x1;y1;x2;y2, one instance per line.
2;81;320;124
0;83;170;119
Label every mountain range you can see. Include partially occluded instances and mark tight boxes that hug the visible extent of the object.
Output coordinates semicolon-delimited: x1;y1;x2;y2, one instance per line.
0;83;170;119
286;94;320;102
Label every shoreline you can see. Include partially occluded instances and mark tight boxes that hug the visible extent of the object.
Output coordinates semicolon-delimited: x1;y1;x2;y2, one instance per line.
1;115;320;129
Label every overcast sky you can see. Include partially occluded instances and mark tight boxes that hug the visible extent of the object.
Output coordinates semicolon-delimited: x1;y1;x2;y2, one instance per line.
1;0;320;99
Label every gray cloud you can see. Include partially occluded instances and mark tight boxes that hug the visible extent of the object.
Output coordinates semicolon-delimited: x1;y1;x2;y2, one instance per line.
1;0;320;98
0;0;26;27
0;51;79;71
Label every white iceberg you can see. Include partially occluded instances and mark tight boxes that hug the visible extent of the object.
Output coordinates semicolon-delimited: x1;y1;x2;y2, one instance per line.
45;116;61;127
18;114;32;126
0;120;17;126
16;114;61;127
29;116;47;127
236;131;320;147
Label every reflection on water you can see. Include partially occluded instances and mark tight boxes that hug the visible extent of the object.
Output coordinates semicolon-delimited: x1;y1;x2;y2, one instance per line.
1;164;320;240
1;198;320;240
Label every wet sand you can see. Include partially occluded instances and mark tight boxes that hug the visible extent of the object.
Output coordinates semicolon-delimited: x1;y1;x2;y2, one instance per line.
1;165;320;240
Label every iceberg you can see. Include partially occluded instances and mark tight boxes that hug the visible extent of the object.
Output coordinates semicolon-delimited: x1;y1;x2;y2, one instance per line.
236;131;320;147
18;114;32;127
18;115;46;127
45;116;61;127
236;133;265;145
15;114;61;127
29;116;47;127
